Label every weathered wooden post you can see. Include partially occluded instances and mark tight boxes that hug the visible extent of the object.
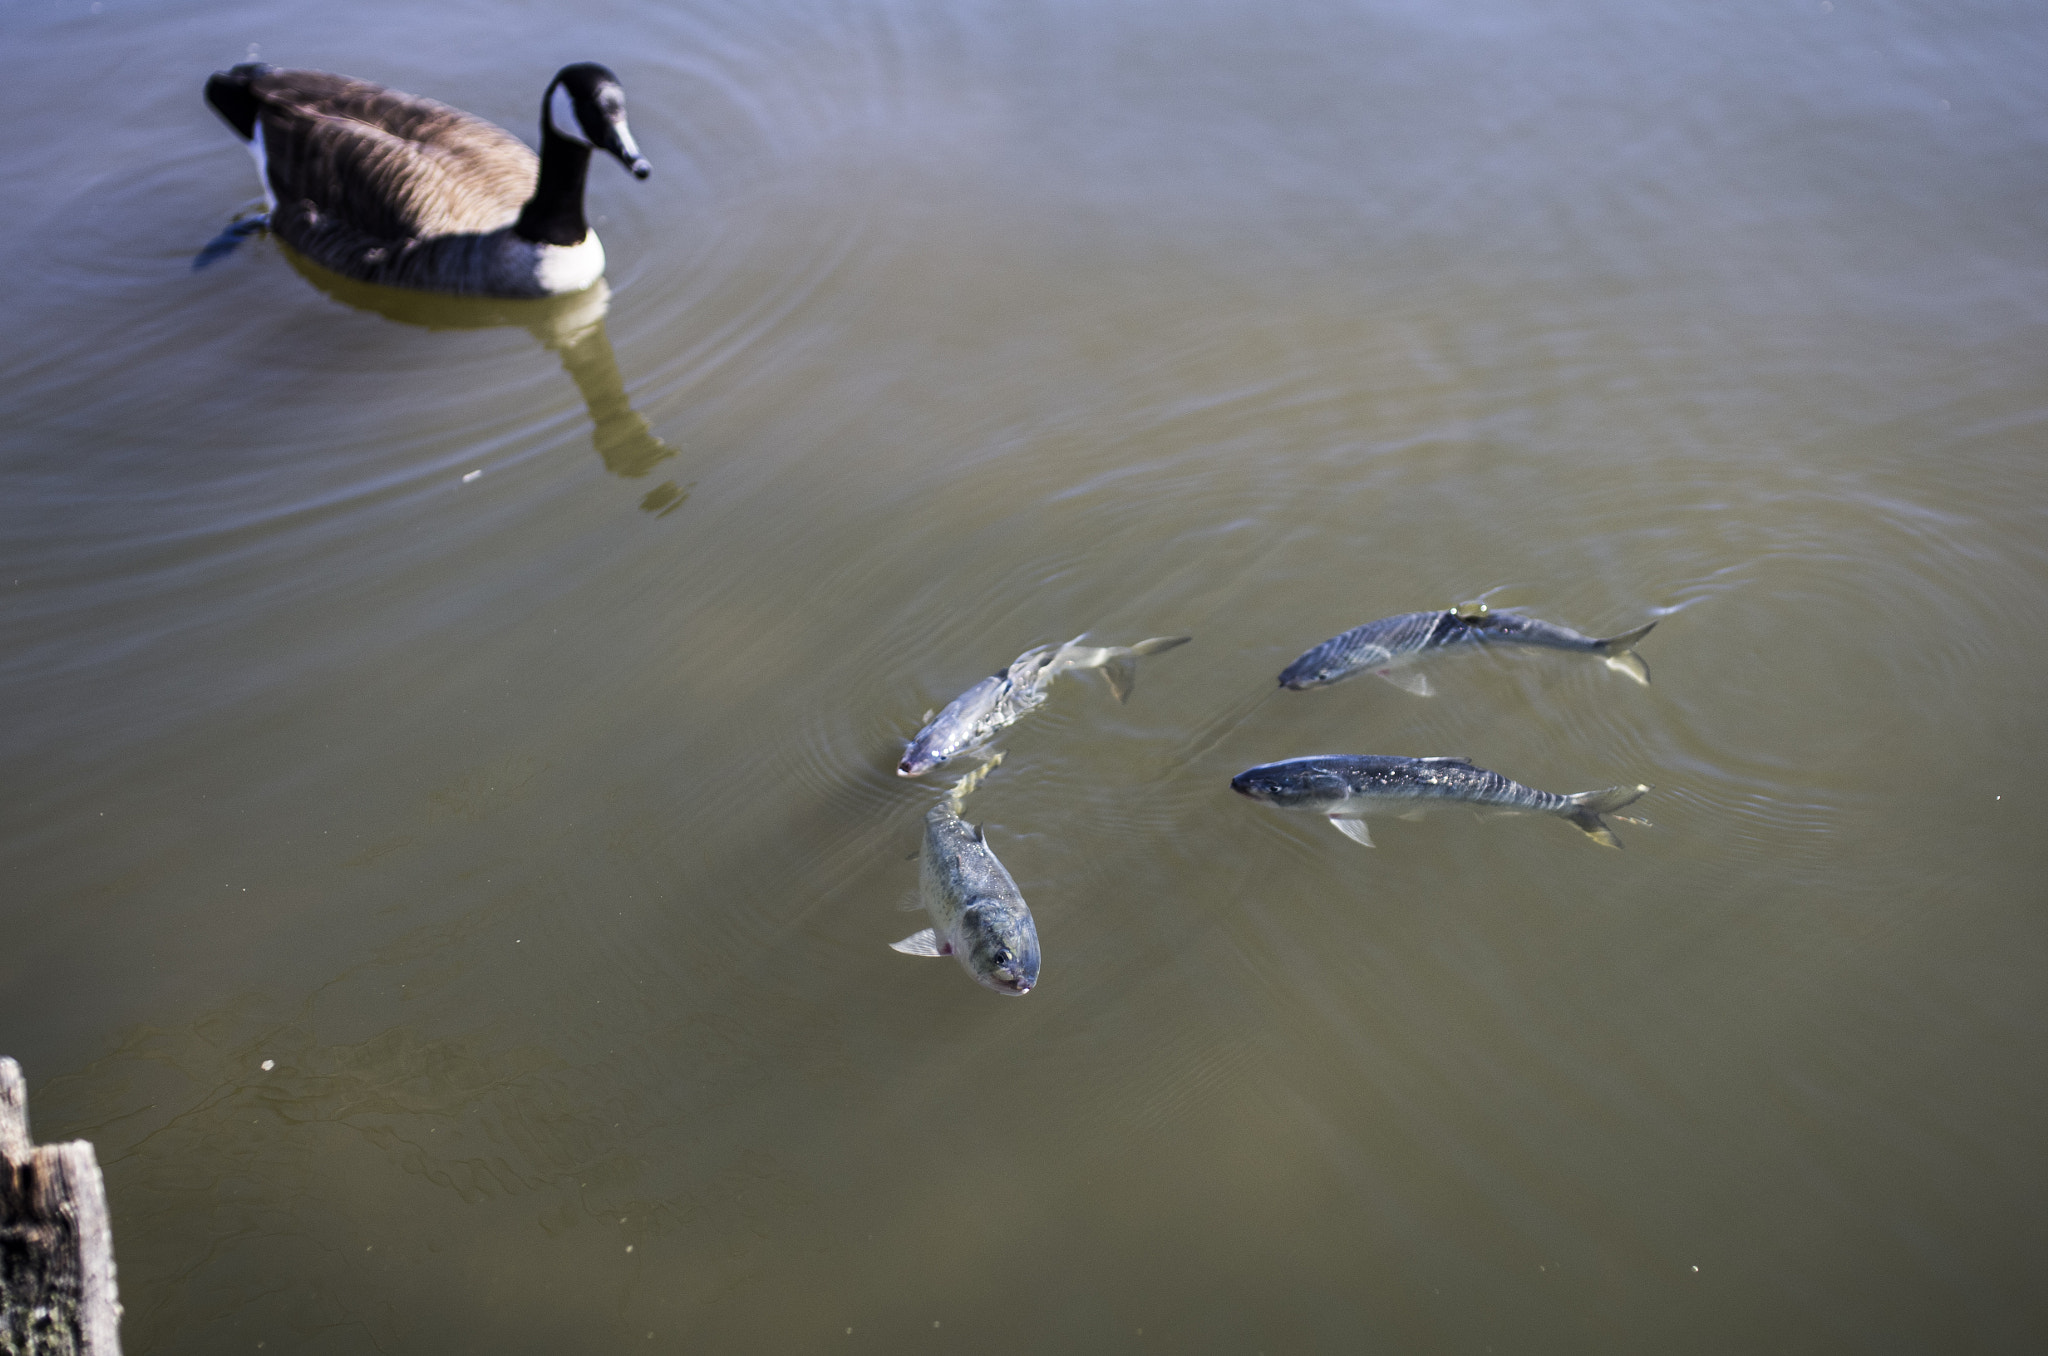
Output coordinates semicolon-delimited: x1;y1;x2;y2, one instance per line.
0;1058;121;1356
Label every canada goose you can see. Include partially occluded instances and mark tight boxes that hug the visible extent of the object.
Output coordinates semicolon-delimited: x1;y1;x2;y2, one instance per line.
202;62;651;298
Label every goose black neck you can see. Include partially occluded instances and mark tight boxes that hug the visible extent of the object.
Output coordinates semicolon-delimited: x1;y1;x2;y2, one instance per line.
514;129;593;246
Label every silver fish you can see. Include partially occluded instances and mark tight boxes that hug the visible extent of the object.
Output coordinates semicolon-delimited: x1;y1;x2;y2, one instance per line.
890;801;1040;995
897;635;1191;777
1278;603;1655;695
1230;754;1651;848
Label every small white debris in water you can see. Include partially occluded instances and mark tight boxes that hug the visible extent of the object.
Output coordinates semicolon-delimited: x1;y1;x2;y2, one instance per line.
261;1060;274;1071
1692;1265;1700;1272
625;1245;634;1253
933;1321;941;1328
462;469;482;483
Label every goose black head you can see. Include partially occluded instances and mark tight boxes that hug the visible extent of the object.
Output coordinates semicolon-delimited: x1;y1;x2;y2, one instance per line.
545;62;652;179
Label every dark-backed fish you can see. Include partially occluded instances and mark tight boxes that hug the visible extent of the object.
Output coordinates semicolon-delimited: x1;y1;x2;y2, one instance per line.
1278;604;1655;695
1230;754;1651;848
890;801;1040;994
898;635;1190;777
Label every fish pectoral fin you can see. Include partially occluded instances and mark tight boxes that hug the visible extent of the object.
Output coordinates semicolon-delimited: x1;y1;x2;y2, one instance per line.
1327;816;1375;847
1374;668;1434;697
922;709;934;723
889;928;947;957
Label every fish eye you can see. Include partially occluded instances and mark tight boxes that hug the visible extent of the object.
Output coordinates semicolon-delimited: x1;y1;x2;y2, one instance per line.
991;948;1011;966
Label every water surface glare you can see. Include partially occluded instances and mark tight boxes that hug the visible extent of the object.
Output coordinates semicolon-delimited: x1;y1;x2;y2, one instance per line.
4;0;2048;1351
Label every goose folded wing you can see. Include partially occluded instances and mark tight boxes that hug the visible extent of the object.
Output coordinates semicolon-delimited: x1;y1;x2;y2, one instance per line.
251;70;539;239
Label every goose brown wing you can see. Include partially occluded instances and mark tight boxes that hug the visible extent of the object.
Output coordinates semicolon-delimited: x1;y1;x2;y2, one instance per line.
248;68;539;239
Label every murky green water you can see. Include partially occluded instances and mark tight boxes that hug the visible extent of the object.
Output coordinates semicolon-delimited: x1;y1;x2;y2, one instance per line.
5;0;2047;1351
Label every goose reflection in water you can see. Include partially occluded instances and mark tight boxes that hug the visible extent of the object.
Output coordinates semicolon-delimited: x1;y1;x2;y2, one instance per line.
285;251;686;515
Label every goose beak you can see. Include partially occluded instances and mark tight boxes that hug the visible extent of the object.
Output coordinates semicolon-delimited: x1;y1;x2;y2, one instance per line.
605;122;651;179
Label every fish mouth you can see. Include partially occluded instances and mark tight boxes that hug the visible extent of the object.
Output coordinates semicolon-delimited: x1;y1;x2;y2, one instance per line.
1228;772;1266;799
986;967;1034;994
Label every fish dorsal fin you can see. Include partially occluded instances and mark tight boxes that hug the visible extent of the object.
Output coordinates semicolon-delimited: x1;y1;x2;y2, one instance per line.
974;823;987;843
889;928;948;957
1374;668;1434;697
1327;816;1375;847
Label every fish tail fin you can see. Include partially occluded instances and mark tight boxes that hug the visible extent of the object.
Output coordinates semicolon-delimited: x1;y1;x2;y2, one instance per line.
1102;656;1139;703
1594;621;1656;685
1100;637;1189;703
945;751;1003;811
1561;784;1651;848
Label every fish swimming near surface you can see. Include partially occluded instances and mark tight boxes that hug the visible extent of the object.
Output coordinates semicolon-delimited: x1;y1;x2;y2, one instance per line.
1278;603;1655;695
897;635;1191;777
890;800;1041;994
1230;754;1651;848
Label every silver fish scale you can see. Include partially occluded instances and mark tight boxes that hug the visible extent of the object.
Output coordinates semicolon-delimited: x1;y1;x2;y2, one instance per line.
990;646;1060;720
924;804;1018;905
905;649;1057;770
914;801;1040;994
1329;611;1468;663
1338;756;1568;812
1286;610;1473;683
1281;608;1625;689
1458;611;1601;652
901;634;1190;776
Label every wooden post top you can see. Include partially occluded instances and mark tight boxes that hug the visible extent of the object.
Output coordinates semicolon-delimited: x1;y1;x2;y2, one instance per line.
1;1056;124;1356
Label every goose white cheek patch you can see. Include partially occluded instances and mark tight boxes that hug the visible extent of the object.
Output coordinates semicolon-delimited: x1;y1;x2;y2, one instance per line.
248;122;277;211
547;84;592;145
